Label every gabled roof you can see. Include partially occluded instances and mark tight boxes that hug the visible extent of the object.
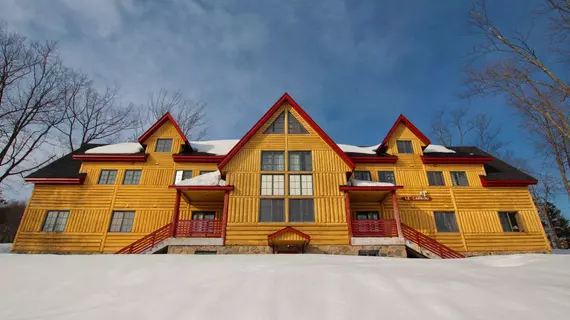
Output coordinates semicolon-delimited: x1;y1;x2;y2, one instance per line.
218;93;355;170
138;112;189;145
377;114;430;152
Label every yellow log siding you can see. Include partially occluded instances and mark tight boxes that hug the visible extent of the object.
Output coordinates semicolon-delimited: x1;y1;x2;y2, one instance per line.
224;104;350;246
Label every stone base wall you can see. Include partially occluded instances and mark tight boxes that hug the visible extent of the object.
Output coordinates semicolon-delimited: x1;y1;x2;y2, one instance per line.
463;250;551;257
167;244;407;257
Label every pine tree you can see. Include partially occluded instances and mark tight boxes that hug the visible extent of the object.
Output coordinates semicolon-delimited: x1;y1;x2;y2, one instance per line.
541;202;570;249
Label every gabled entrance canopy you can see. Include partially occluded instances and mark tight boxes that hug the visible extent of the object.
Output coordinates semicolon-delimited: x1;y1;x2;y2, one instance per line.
268;227;311;253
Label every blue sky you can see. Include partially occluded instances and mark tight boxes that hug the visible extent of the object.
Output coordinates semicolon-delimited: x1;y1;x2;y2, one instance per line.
1;0;568;215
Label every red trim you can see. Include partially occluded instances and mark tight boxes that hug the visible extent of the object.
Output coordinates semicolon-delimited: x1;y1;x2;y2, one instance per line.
378;114;431;151
222;191;230;245
168;185;235;191
479;176;537;187
344;192;353;237
172;155;224;163
339;186;403;192
350;156;398;163
268;226;311;241
24;175;86;185
72;154;148;162
138;112;189;144
421;156;493;164
218;93;355;170
172;190;181;237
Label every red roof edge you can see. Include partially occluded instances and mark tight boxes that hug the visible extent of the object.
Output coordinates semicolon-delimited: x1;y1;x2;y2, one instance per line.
421;156;493;164
218;93;355;170
168;185;234;191
72;154;148;162
172;155;225;163
339;185;403;192
24;174;86;185
350;156;398;163
137;112;190;145
377;114;431;152
268;226;311;241
479;176;537;187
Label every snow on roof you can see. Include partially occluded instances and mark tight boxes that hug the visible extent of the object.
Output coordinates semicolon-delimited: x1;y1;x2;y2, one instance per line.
84;143;143;154
423;144;456;154
337;144;379;155
175;170;227;186
348;179;395;187
1;254;569;319
190;140;240;155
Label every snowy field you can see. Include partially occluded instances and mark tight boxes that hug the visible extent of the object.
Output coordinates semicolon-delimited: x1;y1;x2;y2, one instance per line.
0;254;569;320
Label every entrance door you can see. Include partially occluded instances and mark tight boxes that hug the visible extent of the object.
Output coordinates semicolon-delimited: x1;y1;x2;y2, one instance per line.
191;211;216;234
355;211;380;220
354;211;381;234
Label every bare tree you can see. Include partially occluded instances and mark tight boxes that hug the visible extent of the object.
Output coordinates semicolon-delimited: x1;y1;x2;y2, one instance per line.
135;89;208;141
53;72;138;151
529;171;562;248
0;23;68;185
466;0;570;197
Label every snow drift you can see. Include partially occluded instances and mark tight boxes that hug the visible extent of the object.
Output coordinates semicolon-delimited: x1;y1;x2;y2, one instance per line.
348;179;395;187
423;144;456;153
176;170;227;186
0;254;568;320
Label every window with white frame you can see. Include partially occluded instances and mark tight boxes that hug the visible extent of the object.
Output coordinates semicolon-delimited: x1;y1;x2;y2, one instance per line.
378;171;396;184
396;140;413;153
42;210;69;232
174;170;193;184
427;171;445;186
109;211;135;232
98;170;118;185
155;138;173;152
499;212;522;232
450;171;469;186
122;170;142;185
261;174;285;196
289;199;315;222
353;171;372;181
259;199;285;222
288;151;312;171
289;174;313;196
434;212;459;232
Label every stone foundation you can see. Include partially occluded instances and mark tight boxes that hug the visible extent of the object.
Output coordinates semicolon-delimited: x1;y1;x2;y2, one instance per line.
463;250;551;257
167;244;407;257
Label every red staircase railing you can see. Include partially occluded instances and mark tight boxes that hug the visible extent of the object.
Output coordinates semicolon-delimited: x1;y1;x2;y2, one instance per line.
116;223;172;254
401;224;465;259
176;220;222;238
352;219;398;237
115;220;224;254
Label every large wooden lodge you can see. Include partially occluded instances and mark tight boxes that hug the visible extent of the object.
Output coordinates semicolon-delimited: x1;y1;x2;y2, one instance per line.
12;94;551;258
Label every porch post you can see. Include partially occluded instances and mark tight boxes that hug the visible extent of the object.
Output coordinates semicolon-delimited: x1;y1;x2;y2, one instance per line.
221;190;230;245
171;190;181;237
344;192;353;237
391;190;403;238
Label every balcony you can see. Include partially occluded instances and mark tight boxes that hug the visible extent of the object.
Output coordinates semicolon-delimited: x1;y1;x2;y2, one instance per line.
351;219;398;237
175;220;223;238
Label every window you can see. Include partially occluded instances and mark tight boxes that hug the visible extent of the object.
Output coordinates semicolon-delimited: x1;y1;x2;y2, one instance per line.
378;171;396;184
174;170;193;184
200;170;215;175
427;171;445;186
261;174;285;196
289;199;315;222
259;199;285;222
289;175;313;196
355;212;380;220
42;211;69;232
288;151;312;171
109;211;135;232
434;212;459;232
195;250;217;255
499;212;522;232
353;171;372;181
98;170;118;185
288;111;308;134
264;112;285;134
192;211;216;220
358;250;379;256
450;171;469;186
261;151;285;171
155;138;173;152
122;170;142;185
396;140;413;154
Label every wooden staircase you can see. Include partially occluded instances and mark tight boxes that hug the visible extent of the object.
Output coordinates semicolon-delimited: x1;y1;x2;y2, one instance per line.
401;223;465;259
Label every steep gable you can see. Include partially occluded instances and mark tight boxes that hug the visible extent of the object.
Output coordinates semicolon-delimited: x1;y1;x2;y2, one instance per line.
377;114;430;154
219;93;355;171
138;112;189;155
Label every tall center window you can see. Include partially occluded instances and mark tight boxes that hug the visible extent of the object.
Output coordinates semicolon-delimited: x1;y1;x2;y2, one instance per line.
259;150;314;223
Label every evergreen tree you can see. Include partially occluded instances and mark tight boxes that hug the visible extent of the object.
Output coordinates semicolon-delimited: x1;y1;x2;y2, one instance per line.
541;202;570;248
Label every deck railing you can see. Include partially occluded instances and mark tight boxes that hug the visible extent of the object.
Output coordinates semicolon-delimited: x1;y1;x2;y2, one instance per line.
401;223;465;259
116;223;172;254
351;219;398;237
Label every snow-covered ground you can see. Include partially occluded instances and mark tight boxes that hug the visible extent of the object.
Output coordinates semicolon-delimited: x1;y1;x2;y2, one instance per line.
0;243;11;253
0;254;569;319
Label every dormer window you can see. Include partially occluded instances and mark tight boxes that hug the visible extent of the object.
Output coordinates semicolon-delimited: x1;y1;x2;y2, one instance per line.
155;138;173;152
396;140;413;154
